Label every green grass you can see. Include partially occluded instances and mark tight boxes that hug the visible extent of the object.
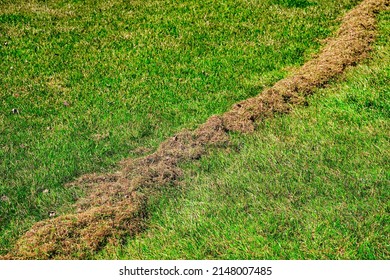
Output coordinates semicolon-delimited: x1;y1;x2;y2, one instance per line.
0;0;384;258
95;11;390;260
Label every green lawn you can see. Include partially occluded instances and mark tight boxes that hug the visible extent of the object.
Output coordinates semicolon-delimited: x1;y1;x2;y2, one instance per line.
1;0;387;259
97;10;390;260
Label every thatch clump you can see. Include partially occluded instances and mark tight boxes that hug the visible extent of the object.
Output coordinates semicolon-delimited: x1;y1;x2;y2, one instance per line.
3;0;388;259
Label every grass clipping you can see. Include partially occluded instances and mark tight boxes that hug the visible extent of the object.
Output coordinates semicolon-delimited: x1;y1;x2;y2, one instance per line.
3;0;389;259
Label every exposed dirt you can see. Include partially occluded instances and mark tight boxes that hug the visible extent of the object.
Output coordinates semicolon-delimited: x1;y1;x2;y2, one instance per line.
2;0;388;259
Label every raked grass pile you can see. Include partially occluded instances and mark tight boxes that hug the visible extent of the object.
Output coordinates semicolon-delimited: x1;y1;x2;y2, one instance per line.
100;8;390;260
1;0;388;259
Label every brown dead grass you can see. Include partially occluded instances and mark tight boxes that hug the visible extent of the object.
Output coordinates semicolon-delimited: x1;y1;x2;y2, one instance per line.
6;198;146;260
0;1;76;18
222;0;389;132
3;0;388;259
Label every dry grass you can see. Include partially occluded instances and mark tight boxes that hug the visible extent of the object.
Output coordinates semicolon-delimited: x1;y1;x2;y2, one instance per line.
3;0;388;259
222;0;388;132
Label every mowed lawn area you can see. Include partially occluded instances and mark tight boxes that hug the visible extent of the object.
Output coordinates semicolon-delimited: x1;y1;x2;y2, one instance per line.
98;10;389;260
1;0;388;259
